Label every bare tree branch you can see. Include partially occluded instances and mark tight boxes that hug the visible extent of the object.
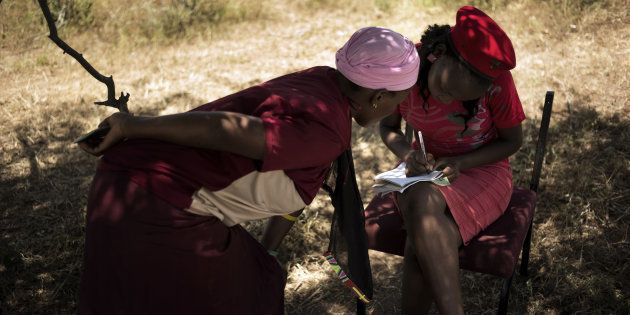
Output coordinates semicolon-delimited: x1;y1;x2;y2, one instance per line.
37;0;129;113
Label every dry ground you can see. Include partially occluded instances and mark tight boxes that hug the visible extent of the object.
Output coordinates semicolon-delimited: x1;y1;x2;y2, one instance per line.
1;0;628;313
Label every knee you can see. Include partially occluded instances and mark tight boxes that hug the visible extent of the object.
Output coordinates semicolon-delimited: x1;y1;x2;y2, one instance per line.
397;183;446;219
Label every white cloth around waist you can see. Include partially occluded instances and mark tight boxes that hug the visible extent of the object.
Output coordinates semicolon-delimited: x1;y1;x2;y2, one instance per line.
186;170;306;226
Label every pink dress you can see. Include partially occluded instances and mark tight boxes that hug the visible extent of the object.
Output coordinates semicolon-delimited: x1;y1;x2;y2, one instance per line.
397;72;525;244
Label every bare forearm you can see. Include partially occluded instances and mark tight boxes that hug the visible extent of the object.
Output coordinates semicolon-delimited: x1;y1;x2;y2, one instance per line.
380;113;413;160
124;112;265;159
260;209;303;250
380;126;412;160
448;125;523;170
454;138;522;170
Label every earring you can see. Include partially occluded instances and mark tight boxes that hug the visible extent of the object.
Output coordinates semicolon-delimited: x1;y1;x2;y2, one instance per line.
427;53;437;63
372;103;378;109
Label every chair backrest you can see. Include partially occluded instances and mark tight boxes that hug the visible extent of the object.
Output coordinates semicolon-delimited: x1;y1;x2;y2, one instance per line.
530;91;554;192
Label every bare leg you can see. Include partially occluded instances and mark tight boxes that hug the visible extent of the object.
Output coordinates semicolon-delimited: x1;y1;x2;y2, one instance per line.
402;239;433;315
398;183;464;315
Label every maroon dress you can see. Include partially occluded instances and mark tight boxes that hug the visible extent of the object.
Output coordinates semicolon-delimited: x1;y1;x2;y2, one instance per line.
79;67;352;314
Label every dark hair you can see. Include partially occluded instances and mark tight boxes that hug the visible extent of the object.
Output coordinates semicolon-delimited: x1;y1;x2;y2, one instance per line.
417;24;491;134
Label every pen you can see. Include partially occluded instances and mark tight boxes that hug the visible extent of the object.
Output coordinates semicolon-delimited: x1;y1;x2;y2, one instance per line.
414;129;431;174
415;129;427;162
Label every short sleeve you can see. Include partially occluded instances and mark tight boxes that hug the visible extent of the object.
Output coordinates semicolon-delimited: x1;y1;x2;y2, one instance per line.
259;113;345;171
486;72;526;129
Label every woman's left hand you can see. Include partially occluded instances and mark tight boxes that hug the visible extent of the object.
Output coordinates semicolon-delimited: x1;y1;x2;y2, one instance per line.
434;157;462;183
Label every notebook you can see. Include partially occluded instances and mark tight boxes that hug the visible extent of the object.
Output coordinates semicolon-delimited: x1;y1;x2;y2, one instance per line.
373;162;450;195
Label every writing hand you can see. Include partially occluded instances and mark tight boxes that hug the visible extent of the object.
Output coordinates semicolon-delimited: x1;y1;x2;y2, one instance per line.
403;150;435;177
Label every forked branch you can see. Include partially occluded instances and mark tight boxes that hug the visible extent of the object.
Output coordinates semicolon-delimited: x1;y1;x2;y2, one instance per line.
37;0;129;113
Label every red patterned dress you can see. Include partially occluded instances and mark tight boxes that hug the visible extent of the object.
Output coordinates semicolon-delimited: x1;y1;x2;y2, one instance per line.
397;72;525;244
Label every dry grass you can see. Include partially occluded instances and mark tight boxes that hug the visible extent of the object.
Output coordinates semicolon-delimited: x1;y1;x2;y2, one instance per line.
1;0;628;313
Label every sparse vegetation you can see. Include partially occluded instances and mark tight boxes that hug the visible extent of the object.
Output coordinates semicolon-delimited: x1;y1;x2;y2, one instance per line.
1;0;628;313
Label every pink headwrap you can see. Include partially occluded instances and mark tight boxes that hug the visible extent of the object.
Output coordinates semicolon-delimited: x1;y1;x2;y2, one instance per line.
335;27;420;91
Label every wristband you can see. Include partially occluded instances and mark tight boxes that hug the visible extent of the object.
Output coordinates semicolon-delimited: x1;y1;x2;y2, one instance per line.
281;213;298;222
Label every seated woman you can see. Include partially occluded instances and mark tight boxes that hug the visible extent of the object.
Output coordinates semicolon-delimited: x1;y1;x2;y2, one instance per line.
375;6;525;315
77;26;419;314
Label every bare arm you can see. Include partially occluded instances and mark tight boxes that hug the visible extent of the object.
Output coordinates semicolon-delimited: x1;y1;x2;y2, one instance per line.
79;111;266;159
260;209;304;251
379;111;410;160
437;125;523;171
380;111;523;180
379;112;434;174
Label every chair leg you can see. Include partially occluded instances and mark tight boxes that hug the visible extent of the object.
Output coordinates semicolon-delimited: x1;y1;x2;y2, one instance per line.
519;222;533;276
497;274;513;315
356;298;366;315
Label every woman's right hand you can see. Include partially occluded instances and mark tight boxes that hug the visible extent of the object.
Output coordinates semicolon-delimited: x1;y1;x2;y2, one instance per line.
403;150;435;176
78;112;135;156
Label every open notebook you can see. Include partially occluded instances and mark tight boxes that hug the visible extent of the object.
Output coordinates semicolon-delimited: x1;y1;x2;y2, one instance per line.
373;162;450;195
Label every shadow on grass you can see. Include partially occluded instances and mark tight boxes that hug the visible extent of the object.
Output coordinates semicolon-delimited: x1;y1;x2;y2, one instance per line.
0;116;93;313
520;104;629;313
1;95;627;314
455;104;629;314
280;103;628;314
0;92;204;312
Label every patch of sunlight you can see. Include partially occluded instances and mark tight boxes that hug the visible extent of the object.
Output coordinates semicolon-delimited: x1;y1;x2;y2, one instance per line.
5;160;33;177
143;78;172;98
308;195;328;210
286;262;330;293
158;106;182;116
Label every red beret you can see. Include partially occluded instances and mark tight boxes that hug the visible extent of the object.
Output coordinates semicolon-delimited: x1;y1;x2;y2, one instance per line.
449;6;516;79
